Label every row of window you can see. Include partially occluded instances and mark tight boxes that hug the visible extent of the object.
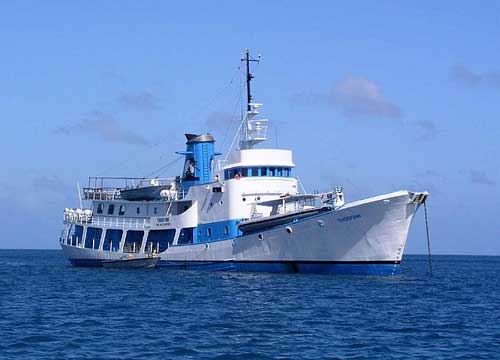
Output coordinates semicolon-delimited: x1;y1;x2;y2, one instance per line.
67;225;194;252
95;203;161;216
224;167;291;180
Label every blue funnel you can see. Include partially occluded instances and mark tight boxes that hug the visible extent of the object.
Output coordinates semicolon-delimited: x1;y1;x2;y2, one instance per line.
177;134;215;191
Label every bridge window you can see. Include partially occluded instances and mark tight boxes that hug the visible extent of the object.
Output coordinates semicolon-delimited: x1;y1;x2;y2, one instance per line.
224;166;291;179
107;204;115;215
178;227;194;244
118;205;126;216
84;227;102;249
124;230;144;253
96;203;104;214
103;229;123;252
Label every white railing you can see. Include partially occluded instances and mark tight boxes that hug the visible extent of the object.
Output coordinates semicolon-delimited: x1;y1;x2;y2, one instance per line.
247;119;268;141
64;208;93;224
92;216;151;230
64;208;151;229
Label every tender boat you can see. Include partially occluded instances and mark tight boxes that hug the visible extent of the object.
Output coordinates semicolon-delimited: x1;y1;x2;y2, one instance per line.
59;50;428;275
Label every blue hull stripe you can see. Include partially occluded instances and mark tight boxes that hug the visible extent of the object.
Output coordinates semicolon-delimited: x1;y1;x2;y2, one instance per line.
158;260;400;275
68;258;104;267
68;258;400;275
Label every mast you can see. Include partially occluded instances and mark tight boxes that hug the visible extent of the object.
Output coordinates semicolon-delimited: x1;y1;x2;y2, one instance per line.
241;49;260;111
236;49;268;150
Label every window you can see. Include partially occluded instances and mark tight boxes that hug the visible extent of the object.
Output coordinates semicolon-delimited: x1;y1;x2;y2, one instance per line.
252;167;259;176
84;227;102;249
260;167;267;176
269;167;275;176
207;228;212;237
103;229;123;252
241;168;248;177
178;227;194;244
136;207;140;215
154;207;158;215
224;225;229;235
118;205;126;216
96;203;104;214
124;230;144;253
146;229;176;252
284;168;290;177
107;204;115;215
277;168;282;177
72;225;84;246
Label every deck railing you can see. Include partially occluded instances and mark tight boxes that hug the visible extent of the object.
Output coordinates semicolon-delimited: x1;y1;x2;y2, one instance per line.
64;208;151;229
83;176;177;200
92;216;151;229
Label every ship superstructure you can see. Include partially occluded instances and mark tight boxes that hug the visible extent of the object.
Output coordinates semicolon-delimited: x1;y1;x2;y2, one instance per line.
60;50;428;274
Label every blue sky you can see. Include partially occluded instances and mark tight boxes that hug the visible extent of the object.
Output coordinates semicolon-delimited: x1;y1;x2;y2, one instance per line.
0;1;498;253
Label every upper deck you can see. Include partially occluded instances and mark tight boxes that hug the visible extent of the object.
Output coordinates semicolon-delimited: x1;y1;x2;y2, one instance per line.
83;176;180;201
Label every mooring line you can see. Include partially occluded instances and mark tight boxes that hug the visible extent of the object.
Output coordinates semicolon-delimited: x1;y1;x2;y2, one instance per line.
423;199;433;276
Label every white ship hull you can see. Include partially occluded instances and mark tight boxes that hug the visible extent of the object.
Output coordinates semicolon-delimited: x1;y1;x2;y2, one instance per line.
61;190;423;275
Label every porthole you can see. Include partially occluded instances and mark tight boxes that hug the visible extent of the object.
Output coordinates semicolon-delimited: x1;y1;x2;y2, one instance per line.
219;200;223;205
258;233;264;240
317;220;325;227
286;226;293;234
242;197;246;202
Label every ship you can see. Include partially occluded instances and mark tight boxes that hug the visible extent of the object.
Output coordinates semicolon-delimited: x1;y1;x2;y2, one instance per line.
59;50;428;275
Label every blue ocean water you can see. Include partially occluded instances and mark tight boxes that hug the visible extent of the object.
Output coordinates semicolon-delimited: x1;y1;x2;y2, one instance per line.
0;251;499;359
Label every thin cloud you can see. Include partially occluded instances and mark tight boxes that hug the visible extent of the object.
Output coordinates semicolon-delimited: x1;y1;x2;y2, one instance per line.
451;64;500;89
32;176;69;193
463;169;495;186
55;111;150;146
205;111;239;131
405;170;443;195
292;76;402;119
101;70;126;84
414;120;439;142
117;91;161;111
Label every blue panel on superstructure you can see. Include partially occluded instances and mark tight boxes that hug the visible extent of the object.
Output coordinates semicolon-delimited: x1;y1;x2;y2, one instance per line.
195;219;243;243
102;229;122;251
84;227;102;250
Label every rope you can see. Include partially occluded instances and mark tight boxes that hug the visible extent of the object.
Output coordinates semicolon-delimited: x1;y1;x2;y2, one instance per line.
423;199;433;276
144;155;183;178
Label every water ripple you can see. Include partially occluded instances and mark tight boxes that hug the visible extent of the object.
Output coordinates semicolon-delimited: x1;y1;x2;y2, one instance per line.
0;250;499;359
